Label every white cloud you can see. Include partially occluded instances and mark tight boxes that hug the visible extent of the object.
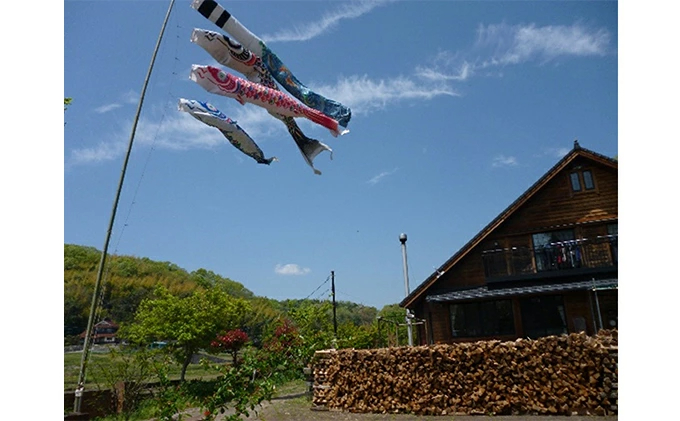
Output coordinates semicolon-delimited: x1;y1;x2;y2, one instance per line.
415;22;612;83
367;168;398;185
274;263;311;276
476;22;611;67
121;90;139;104
550;147;571;158
69;139;128;164
262;0;394;42
415;51;474;82
95;103;123;114
492;155;518;167
316;74;459;115
94;90;141;114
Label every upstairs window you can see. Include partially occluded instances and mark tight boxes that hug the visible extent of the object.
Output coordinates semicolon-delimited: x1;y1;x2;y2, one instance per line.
569;169;596;192
583;170;595;190
570;172;582;191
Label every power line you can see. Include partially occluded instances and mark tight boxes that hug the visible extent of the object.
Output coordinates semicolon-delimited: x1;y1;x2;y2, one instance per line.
304;275;330;300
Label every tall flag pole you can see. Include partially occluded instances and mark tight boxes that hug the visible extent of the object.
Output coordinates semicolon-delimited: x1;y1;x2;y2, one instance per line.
400;233;414;346
71;0;177;414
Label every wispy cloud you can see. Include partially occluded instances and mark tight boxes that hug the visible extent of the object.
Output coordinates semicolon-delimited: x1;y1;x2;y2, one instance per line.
492;155;518;168
95;103;123;114
475;22;611;68
274;263;311;276
545;147;571;159
415;51;475;82
367;168;398;185
317;75;459;115
94;90;140;114
415;22;611;82
262;0;393;42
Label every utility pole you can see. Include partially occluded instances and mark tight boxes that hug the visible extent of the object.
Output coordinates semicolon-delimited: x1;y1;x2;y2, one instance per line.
399;233;414;346
331;270;337;339
71;0;176;414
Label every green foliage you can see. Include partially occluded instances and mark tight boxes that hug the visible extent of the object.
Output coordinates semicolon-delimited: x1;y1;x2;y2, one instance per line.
200;347;279;421
262;319;307;382
149;355;192;421
88;348;159;419
336;322;380;350
121;286;251;381
376;303;418;347
241;297;282;347
64;244;255;337
65;97;73;111
190;268;254;299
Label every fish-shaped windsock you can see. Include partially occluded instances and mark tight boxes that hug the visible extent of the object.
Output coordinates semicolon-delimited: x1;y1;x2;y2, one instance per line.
190;0;352;128
190;65;347;138
191;28;332;174
178;98;277;165
281;115;333;175
191;28;273;88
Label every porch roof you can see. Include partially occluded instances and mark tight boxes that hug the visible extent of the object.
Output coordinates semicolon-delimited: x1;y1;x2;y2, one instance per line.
426;278;618;303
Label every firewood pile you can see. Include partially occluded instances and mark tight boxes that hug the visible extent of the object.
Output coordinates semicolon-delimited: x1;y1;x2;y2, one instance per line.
312;330;617;416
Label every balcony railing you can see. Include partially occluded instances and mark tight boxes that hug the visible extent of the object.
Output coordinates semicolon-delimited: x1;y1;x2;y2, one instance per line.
482;235;617;280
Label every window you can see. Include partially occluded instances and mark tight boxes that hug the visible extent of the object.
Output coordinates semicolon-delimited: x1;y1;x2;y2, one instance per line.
570;172;581;191
532;229;576;271
569;170;596;192
519;295;567;338
582;170;595;190
450;300;515;338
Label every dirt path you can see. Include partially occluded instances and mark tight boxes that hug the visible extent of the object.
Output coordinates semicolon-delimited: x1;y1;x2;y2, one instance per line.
162;394;618;421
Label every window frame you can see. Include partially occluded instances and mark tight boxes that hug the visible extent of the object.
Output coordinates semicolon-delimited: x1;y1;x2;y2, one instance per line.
450;299;515;338
569;169;597;193
569;172;582;192
582;170;595;190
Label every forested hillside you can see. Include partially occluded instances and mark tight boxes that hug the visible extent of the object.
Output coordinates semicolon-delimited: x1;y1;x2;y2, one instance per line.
64;244;386;344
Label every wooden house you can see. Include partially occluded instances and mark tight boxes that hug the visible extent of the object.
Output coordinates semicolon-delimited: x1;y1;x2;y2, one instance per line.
401;141;617;344
79;318;120;344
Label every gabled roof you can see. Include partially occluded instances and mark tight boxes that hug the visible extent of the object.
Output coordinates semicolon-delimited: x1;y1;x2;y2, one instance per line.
400;141;617;308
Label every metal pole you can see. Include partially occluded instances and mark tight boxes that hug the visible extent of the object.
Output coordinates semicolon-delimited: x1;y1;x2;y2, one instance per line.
593;280;604;333
587;289;598;335
72;0;176;414
399;233;414;346
331;270;337;339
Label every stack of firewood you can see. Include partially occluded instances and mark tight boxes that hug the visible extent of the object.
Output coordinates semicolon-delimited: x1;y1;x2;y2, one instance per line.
313;331;617;416
311;350;333;409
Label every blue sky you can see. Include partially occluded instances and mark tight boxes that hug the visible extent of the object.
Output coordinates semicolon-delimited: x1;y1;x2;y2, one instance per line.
62;0;620;310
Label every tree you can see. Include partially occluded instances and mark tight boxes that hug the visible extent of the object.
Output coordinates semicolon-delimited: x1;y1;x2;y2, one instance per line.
121;286;251;381
211;329;249;366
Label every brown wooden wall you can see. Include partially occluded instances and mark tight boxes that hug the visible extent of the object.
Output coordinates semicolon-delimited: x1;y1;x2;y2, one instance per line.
495;156;618;236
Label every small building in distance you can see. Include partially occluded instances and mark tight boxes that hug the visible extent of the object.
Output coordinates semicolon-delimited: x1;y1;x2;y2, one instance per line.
80;318;120;345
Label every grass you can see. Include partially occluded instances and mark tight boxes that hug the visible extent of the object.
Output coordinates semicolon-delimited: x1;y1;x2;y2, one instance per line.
64;348;228;391
271;378;308;398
